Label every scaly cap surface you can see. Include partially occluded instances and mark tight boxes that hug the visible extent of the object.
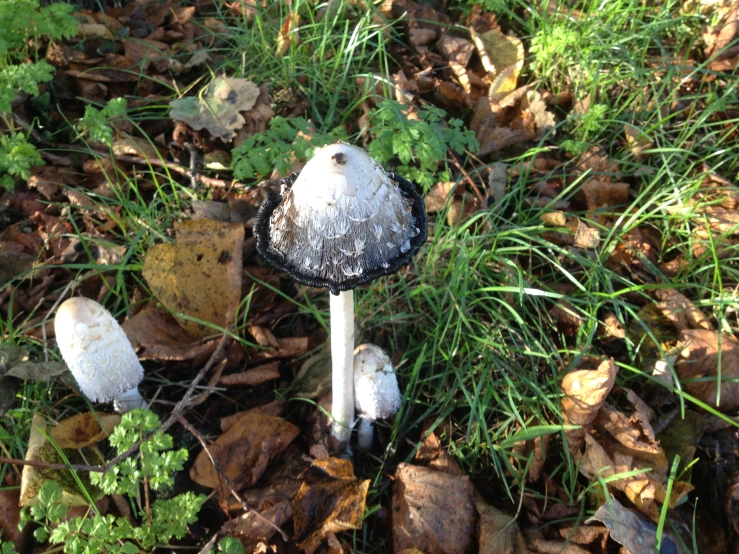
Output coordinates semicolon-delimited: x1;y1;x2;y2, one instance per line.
54;297;144;403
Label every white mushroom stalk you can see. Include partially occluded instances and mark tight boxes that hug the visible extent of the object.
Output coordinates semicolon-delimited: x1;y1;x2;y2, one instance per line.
54;297;146;413
254;142;427;450
353;344;401;450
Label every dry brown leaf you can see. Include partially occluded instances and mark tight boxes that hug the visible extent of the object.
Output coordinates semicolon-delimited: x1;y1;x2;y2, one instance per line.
0;488;25;552
276;11;300;57
415;427;466;476
596;405;660;454
561;359;618;453
676;328;739;411
50;412;121;449
20;414;105;507
580;179;630;213
189;413;299;491
392;463;476;554
112;135;162;160
576;147;620;180
601;312;626;339
142;219;243;339
586;497;682;554
573;220;600;249
219;362;280;386
605;227;659;271
293;458;369;554
550;302;585;334
251;336;310;361
655;289;714;331
122;306;219;362
476;495;530;553
524;529;591;554
557;525;609;551
220;400;286;432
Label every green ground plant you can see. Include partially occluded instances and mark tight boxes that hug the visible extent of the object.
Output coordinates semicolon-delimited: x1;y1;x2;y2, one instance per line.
17;410;204;554
0;0;78;190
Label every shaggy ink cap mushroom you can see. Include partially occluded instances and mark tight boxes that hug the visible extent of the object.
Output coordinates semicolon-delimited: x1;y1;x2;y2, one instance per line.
54;297;146;413
254;142;428;294
254;142;426;449
353;344;401;450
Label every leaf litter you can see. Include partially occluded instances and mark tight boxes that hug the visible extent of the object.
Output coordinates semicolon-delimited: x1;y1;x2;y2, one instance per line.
3;0;739;552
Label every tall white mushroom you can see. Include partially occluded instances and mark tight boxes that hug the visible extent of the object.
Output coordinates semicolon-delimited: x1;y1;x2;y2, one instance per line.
353;344;401;450
254;143;427;449
54;297;146;413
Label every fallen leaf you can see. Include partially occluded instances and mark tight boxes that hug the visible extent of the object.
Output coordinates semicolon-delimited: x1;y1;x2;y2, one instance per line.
656;289;714;332
676;328;739;411
50;412;121;449
476;496;530;553
112;135;163;160
190;413;299;491
169;77;260;142
251;336;310;362
20;414;105;507
219;362;281;386
392;463;476;554
471;28;524;101
122;306;221;362
561;359;618;453
142;219;244;339
276;11;300;57
586;497;683;554
0;488;25;552
293;458;370;553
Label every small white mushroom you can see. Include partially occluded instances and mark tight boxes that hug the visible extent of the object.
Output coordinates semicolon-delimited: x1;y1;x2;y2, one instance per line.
353;344;401;450
54;297;146;413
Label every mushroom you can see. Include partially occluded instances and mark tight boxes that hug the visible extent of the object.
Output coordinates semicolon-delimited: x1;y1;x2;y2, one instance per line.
54;297;146;413
254;142;427;448
353;344;401;450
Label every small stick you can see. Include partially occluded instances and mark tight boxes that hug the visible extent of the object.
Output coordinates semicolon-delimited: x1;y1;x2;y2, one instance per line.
448;154;486;205
177;415;289;542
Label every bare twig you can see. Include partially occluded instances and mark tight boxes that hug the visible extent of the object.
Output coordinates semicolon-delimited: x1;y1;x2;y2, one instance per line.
448;154;486;205
177;415;289;542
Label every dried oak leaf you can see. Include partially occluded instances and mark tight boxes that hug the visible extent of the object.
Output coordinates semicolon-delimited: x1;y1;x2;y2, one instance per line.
561;359;618;453
293;458;370;554
190;413;299;492
142;219;243;339
676;328;739;411
392;463;476;554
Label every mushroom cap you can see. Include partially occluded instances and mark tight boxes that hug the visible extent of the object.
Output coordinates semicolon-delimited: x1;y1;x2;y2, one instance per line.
54;297;144;403
353;343;401;420
254;143;427;294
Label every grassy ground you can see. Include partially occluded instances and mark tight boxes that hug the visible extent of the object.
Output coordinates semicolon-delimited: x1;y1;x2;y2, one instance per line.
2;0;739;551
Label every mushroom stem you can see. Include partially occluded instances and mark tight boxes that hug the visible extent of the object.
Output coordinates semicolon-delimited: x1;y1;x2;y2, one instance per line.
356;417;374;450
113;388;147;413
330;290;354;447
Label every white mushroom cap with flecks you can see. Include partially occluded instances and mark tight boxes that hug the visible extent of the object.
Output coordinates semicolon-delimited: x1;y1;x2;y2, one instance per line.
353;343;401;420
263;143;421;289
54;297;144;403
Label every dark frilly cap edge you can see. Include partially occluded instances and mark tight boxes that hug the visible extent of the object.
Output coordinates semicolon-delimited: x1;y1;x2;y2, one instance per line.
254;172;428;295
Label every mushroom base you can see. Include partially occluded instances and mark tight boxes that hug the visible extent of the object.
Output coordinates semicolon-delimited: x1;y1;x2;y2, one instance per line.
113;387;147;413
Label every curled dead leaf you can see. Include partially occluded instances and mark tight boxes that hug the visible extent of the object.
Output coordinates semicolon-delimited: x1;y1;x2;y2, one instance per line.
561;359;618;453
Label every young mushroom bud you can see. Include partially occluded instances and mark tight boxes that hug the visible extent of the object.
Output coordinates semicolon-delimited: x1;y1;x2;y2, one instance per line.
254;142;426;451
54;297;146;413
353;344;401;450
